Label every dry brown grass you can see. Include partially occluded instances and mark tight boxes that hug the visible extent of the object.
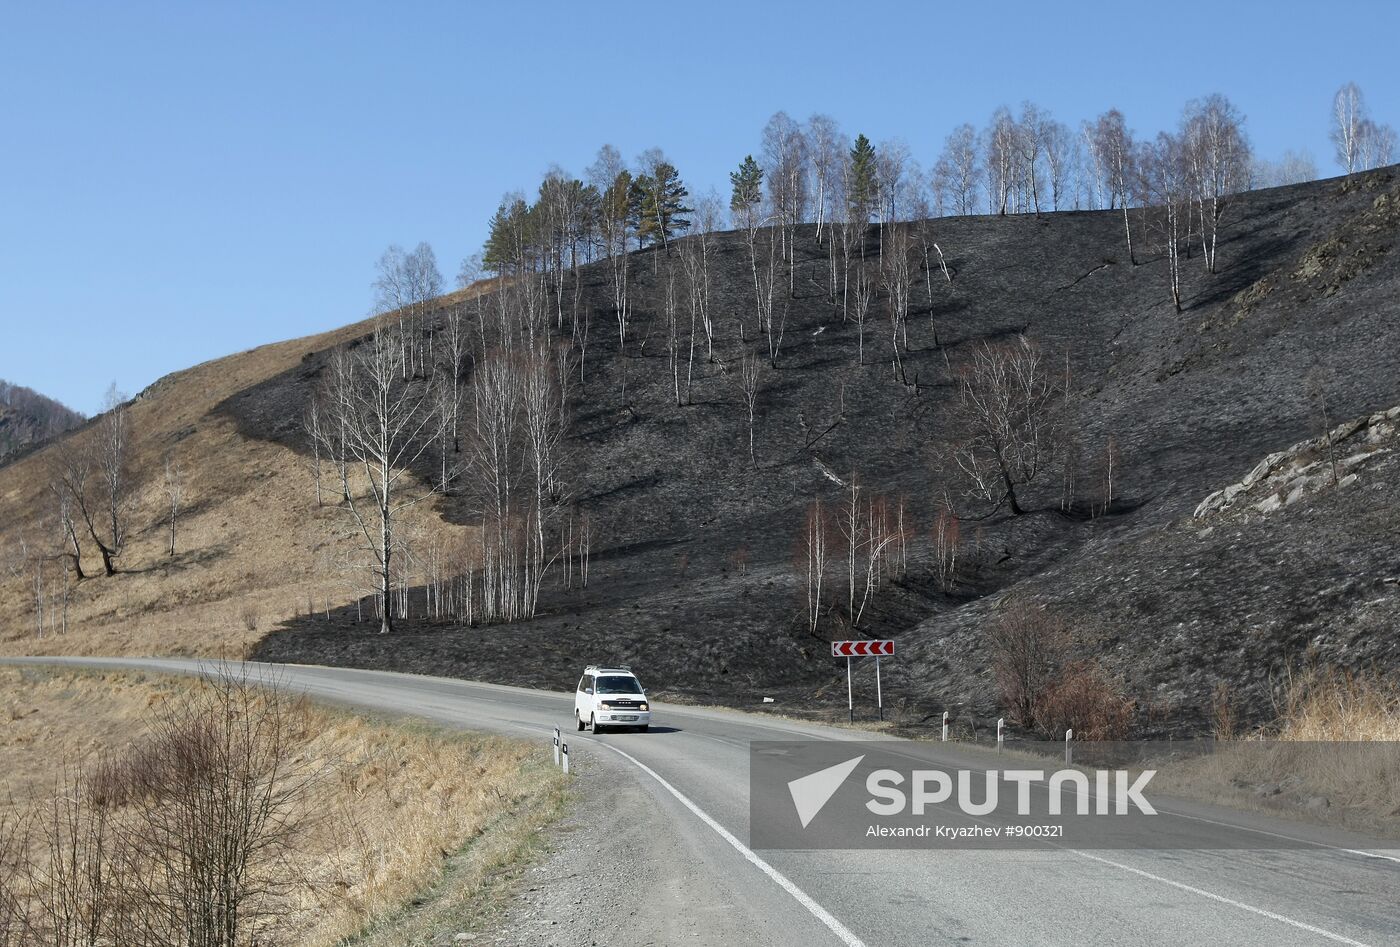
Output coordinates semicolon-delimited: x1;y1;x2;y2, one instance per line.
1154;668;1400;837
0;666;565;944
0;287;486;658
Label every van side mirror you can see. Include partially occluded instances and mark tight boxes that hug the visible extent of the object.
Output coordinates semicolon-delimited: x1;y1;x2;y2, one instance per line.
585;686;593;695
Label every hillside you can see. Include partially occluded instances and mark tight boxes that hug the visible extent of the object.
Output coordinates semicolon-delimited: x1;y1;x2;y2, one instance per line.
0;380;83;466
3;169;1399;736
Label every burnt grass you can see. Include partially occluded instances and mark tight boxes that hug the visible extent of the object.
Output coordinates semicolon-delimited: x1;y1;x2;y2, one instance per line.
238;168;1400;737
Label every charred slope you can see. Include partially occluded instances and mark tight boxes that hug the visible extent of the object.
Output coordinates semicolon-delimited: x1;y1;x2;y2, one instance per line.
247;168;1400;734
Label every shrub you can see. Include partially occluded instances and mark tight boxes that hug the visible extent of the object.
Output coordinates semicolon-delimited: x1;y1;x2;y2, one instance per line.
984;601;1072;727
239;605;260;632
1277;667;1400;741
1033;661;1135;740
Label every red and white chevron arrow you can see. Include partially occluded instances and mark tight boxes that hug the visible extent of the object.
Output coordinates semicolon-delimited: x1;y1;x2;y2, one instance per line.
831;639;895;657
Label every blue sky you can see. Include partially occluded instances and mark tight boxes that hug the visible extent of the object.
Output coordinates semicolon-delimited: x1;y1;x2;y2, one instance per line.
2;1;1396;415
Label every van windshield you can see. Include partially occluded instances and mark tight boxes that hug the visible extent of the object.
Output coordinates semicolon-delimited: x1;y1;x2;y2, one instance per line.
597;675;643;695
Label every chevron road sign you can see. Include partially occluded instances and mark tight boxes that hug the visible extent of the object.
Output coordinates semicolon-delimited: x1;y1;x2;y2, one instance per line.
830;640;895;657
832;640;896;722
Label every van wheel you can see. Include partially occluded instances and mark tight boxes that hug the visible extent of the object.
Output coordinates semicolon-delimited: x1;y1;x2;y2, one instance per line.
576;713;585;732
591;714;604;734
638;725;649;733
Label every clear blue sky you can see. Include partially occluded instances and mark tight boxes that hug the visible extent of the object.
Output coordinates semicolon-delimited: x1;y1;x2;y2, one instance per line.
3;1;1396;415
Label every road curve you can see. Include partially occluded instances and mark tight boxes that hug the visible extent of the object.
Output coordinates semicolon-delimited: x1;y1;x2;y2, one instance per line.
7;657;1398;947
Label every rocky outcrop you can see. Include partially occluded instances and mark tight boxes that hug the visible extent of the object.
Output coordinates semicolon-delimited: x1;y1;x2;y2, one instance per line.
1194;405;1400;519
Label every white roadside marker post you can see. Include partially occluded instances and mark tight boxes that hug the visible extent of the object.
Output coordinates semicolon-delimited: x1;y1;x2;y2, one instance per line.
942;711;949;742
1065;728;1074;766
996;717;1004;754
553;727;560;766
561;742;570;775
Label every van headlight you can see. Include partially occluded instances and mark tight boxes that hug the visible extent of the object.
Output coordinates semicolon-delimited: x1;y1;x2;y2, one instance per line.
639;702;649;711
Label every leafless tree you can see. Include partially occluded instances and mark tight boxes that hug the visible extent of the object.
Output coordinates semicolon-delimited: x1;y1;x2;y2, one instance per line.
801;499;833;633
162;451;184;557
1358;118;1398;171
117;670;310;946
1182;94;1250;273
738;353;761;467
875;139;911;227
374;242;442;378
935;124;981;216
985;599;1073;727
806;113;843;241
932;505;960;592
1014;102;1049;215
48;387;132;577
1090;109;1137;263
1041;117;1074;211
1142;131;1191;310
881;222;914;379
762;111;808;280
835;474;901;626
587;145;633;346
984;108;1018;215
1251;150;1318;188
48;481;84;581
949;337;1065;516
463;342;570;621
312;321;438;633
1332;82;1367;174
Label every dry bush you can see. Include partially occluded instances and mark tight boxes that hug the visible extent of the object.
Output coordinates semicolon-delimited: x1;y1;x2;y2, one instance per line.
0;668;562;946
1033;661;1134;740
27;771;123;947
0;812;29;946
983;600;1073;727
984;601;1130;738
239;605;261;633
1211;682;1237;741
1276;667;1400;741
22;672;308;947
118;672;309;945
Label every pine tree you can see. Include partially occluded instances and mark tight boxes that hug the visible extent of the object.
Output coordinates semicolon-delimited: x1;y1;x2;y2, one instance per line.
483;196;534;272
847;134;878;222
729;155;764;226
633;162;692;250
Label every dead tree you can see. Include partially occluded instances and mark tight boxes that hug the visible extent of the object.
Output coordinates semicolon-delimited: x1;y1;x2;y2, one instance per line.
949;337;1065;516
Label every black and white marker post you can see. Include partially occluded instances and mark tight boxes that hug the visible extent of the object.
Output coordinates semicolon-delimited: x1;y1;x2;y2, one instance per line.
831;639;896;722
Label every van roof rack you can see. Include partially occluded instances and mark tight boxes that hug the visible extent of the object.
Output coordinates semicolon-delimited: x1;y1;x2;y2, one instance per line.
584;664;632;673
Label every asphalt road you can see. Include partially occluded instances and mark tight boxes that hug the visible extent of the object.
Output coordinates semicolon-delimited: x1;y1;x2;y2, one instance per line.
8;657;1399;947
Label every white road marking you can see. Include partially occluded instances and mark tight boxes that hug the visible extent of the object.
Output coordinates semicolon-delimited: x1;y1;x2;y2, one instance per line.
600;742;866;947
1072;850;1375;947
1152;807;1400;866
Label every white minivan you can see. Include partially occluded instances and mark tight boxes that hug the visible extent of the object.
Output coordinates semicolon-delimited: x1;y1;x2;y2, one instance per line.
575;665;651;733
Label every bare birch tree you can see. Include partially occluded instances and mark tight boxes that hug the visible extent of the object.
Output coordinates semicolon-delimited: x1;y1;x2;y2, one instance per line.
313;320;438;633
1332;82;1367;175
738;353;761;467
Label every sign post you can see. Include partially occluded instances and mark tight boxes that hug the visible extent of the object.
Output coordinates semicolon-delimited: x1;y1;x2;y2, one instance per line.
875;655;883;721
831;639;895;723
846;655;853;722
